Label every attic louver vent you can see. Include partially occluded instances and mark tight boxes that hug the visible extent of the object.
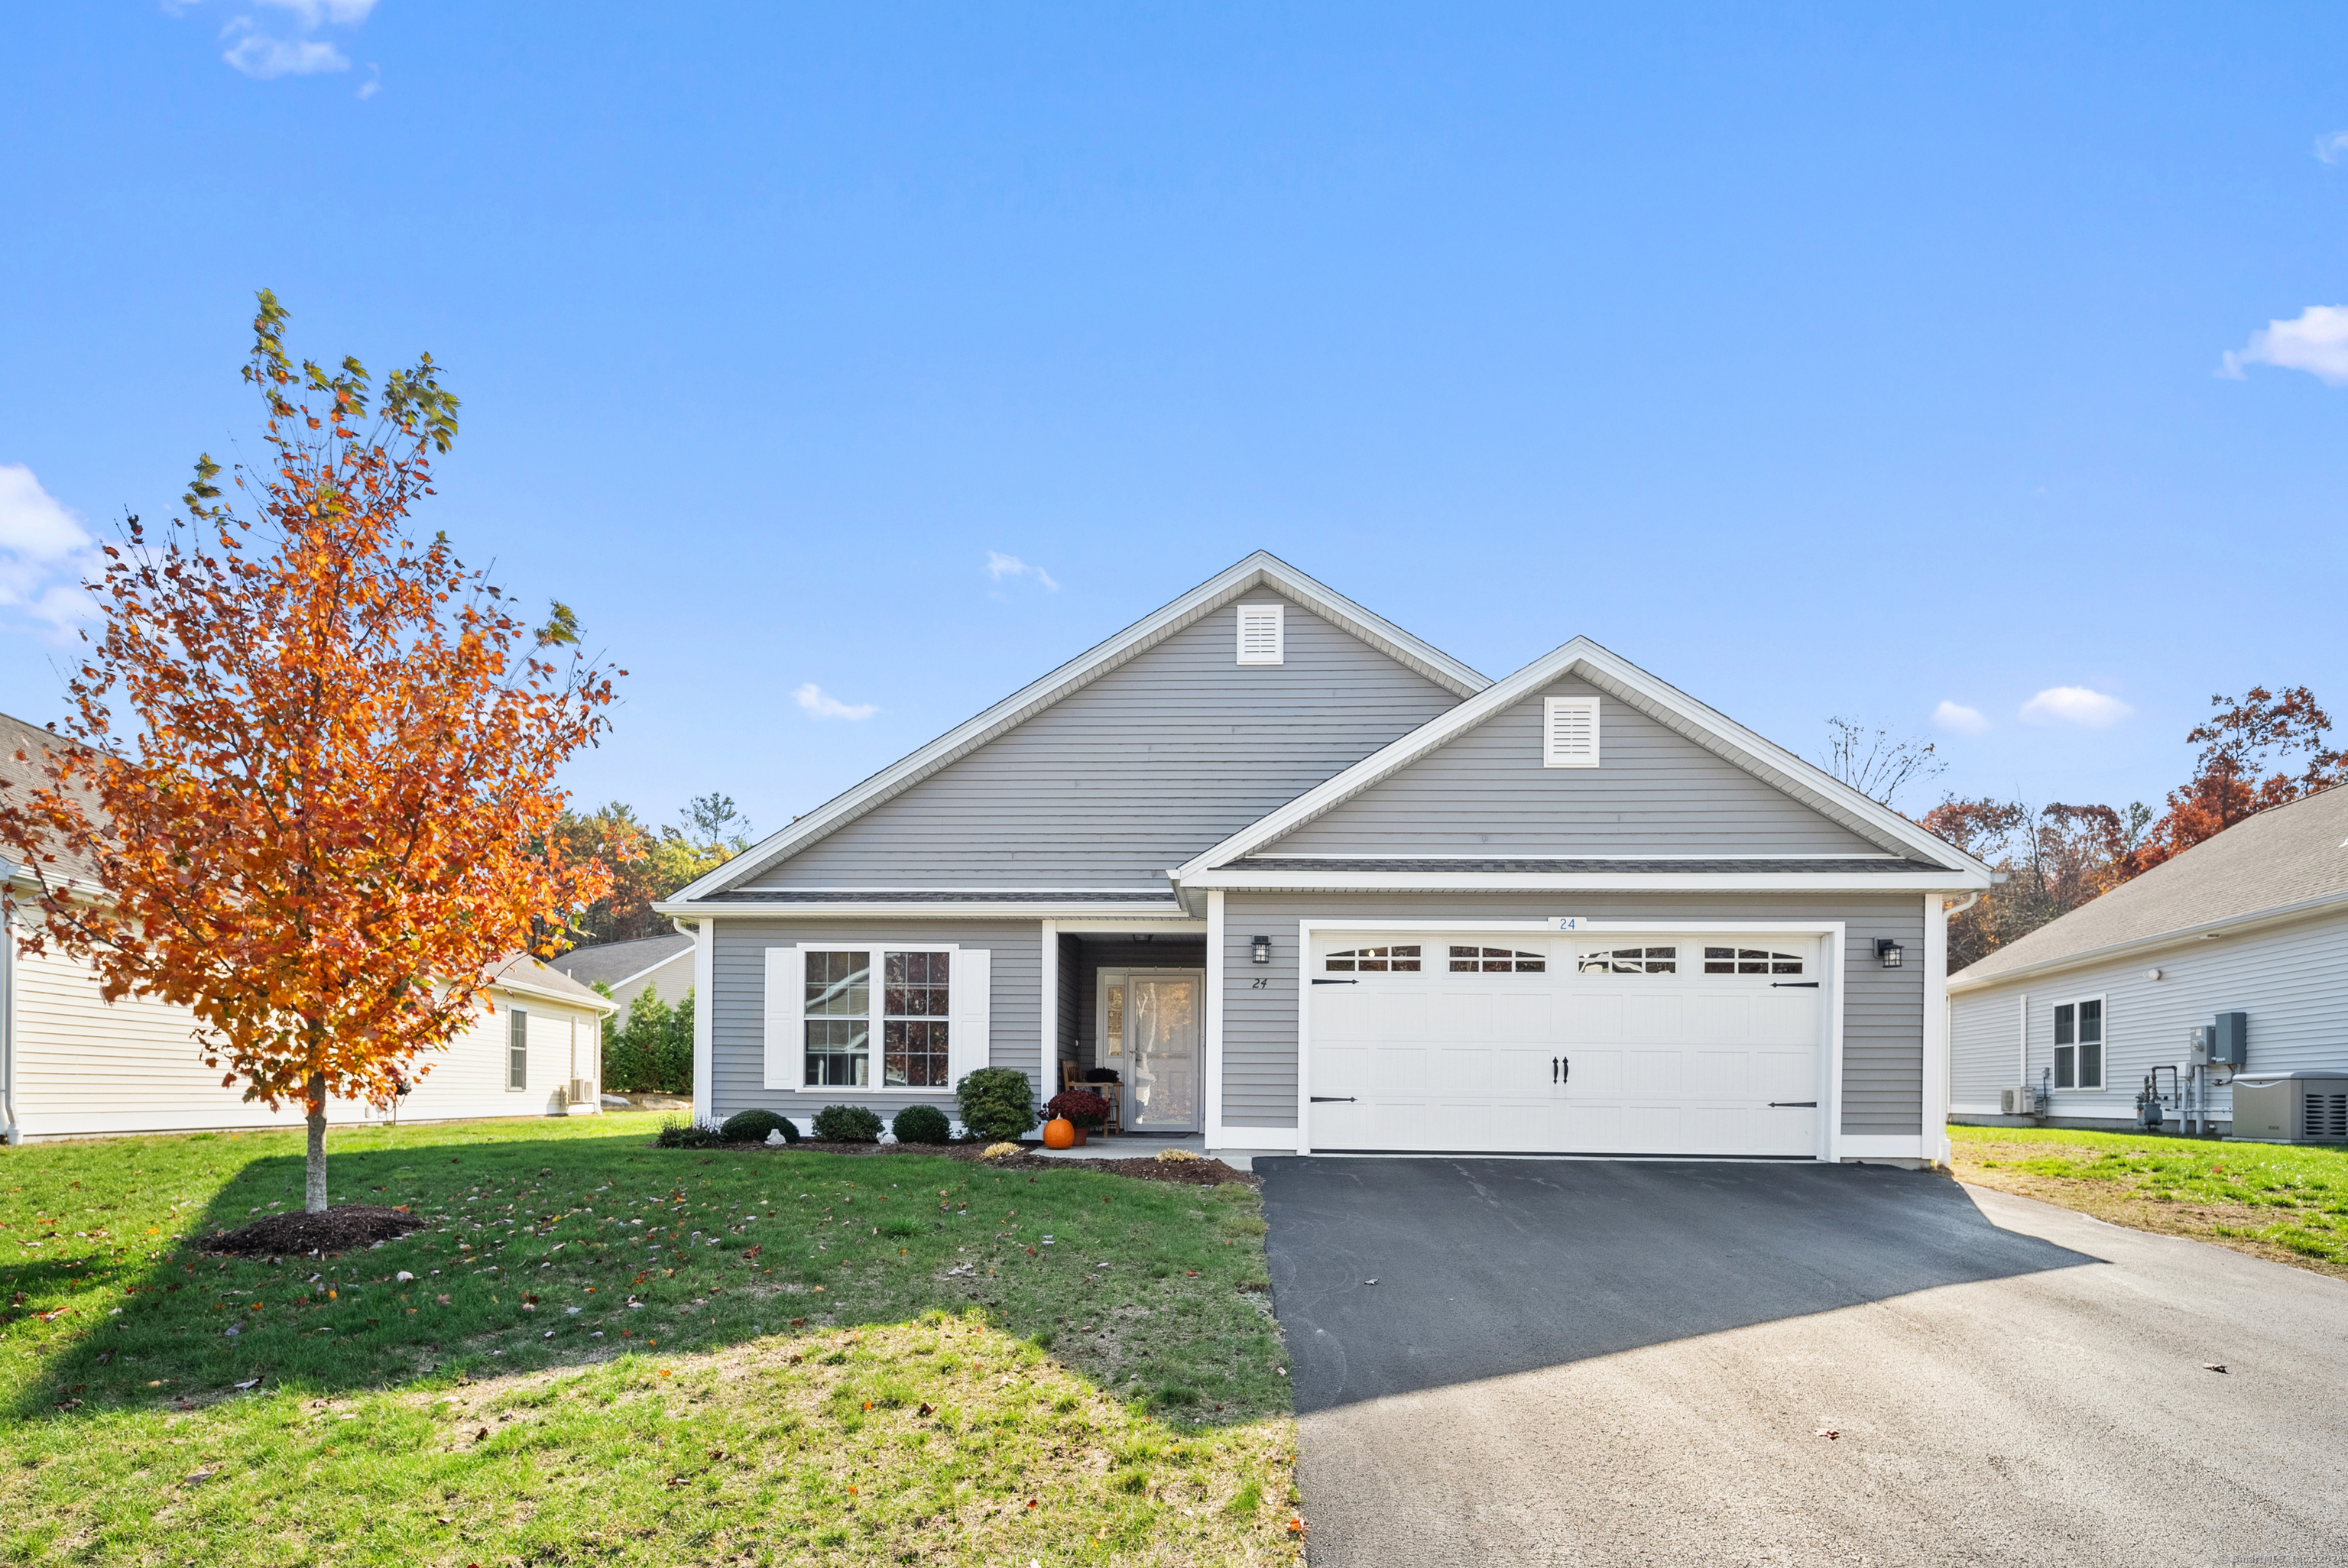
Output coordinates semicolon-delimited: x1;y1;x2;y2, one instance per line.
1237;602;1284;666
1543;695;1600;768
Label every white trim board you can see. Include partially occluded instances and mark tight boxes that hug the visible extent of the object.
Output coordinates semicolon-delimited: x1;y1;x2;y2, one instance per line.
1175;637;1994;883
673;552;1489;903
1179;870;1985;893
653;900;1187;919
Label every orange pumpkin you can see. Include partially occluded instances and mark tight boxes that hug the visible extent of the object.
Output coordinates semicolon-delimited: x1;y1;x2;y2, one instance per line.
1042;1116;1077;1150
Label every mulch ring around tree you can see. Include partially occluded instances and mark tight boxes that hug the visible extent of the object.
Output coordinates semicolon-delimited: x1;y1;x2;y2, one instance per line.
202;1204;425;1257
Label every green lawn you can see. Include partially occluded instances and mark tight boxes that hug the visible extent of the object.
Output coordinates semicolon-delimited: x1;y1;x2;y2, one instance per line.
0;1113;1302;1565
1950;1123;2348;1275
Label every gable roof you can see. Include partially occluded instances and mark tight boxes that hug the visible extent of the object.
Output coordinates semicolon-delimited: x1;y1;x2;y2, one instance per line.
0;711;107;887
487;952;619;1014
675;552;1489;902
546;932;695;993
1947;784;2348;991
1173;637;1993;885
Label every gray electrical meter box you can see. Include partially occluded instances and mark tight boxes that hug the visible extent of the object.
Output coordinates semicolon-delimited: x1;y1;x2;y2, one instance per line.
2211;1012;2249;1066
2190;1025;2215;1064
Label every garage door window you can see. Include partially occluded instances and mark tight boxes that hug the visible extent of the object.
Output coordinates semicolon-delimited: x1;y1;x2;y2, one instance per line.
1448;945;1546;973
1325;945;1421;972
1703;947;1805;976
2054;997;2103;1090
1578;945;1678;974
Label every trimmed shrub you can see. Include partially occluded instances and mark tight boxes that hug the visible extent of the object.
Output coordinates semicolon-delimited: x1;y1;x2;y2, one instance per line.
956;1067;1037;1141
720;1108;799;1145
812;1103;884;1143
653;1116;725;1150
891;1103;953;1145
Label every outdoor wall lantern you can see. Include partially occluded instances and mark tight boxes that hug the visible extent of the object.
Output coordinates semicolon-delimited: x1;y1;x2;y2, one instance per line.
1876;938;1905;969
1251;935;1273;965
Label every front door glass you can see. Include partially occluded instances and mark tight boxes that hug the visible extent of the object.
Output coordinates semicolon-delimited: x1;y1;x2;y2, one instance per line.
1129;975;1199;1130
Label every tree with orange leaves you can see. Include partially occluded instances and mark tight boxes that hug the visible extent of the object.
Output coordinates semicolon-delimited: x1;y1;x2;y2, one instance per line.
2143;686;2345;864
0;292;620;1213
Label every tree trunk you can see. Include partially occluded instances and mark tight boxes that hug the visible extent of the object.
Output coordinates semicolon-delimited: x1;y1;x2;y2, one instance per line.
305;1068;329;1214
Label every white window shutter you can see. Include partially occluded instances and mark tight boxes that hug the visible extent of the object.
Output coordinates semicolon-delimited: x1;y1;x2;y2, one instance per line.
1236;603;1284;665
947;947;991;1090
1543;696;1600;768
764;945;804;1090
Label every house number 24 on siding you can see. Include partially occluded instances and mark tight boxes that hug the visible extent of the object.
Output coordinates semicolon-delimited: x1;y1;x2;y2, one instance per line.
1251;977;1270;988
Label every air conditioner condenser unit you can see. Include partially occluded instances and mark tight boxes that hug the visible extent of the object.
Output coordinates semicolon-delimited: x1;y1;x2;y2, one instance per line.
2000;1086;2039;1116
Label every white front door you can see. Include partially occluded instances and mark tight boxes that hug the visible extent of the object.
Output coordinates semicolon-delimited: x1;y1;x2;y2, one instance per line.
1306;933;1825;1156
1120;968;1202;1132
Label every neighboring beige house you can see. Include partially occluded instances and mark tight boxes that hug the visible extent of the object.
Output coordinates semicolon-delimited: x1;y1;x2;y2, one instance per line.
0;711;617;1144
547;931;695;1009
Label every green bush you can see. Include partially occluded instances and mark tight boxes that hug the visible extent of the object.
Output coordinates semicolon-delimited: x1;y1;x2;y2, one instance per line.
720;1108;799;1144
653;1116;725;1150
812;1103;884;1143
955;1067;1037;1141
601;983;695;1094
891;1103;953;1144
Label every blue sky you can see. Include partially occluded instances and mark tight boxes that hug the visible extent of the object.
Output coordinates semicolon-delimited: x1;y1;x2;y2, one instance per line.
5;4;2347;839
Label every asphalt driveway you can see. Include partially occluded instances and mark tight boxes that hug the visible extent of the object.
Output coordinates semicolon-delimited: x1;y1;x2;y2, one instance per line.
1258;1157;2348;1566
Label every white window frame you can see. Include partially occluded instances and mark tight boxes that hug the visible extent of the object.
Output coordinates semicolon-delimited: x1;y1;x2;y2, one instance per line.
799;946;964;1096
2051;993;2106;1093
507;1006;528;1091
1542;695;1600;768
1236;602;1285;666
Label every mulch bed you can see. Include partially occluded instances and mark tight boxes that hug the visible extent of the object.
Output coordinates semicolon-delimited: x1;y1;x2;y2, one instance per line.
202;1204;426;1257
676;1138;1259;1187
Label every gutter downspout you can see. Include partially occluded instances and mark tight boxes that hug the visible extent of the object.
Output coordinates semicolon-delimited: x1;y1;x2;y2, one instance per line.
2;873;19;1145
1934;892;1983;1165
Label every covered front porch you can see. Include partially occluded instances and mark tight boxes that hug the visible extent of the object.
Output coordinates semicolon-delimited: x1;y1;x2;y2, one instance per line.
1049;925;1208;1138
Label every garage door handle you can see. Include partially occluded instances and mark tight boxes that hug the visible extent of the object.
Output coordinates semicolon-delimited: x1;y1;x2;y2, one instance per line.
1770;981;1820;989
1310;1096;1357;1103
1312;978;1357;986
1769;1101;1818;1108
1552;1055;1568;1084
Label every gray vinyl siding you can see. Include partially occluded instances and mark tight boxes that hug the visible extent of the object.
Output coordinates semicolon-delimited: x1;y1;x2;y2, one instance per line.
1948;909;2348;1124
707;918;1040;1127
1270;676;1889;857
1055;932;1080;1067
1221;892;1925;1136
745;591;1460;890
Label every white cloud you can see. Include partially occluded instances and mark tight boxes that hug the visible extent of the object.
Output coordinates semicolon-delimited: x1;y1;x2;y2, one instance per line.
985;551;1059;591
0;465;100;639
1931;701;1990;736
357;63;381;99
2019;685;2132;728
257;0;380;23
212;0;375;82
222;31;350;79
2317;131;2348;164
2219;304;2348;386
794;682;877;721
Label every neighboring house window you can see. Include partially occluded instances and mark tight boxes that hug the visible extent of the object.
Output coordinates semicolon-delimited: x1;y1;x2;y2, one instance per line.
2054;997;2104;1090
881;951;952;1088
803;949;955;1088
1542;696;1600;767
1325;944;1421;972
1237;603;1284;665
1448;945;1546;973
1703;947;1805;975
805;951;873;1087
508;1008;528;1090
1580;945;1677;974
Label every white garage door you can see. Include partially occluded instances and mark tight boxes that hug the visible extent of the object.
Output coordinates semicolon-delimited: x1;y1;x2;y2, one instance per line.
1305;931;1825;1156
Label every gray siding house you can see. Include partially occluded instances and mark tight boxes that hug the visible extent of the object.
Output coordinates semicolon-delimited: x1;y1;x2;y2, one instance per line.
1948;784;2348;1133
658;554;1992;1164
